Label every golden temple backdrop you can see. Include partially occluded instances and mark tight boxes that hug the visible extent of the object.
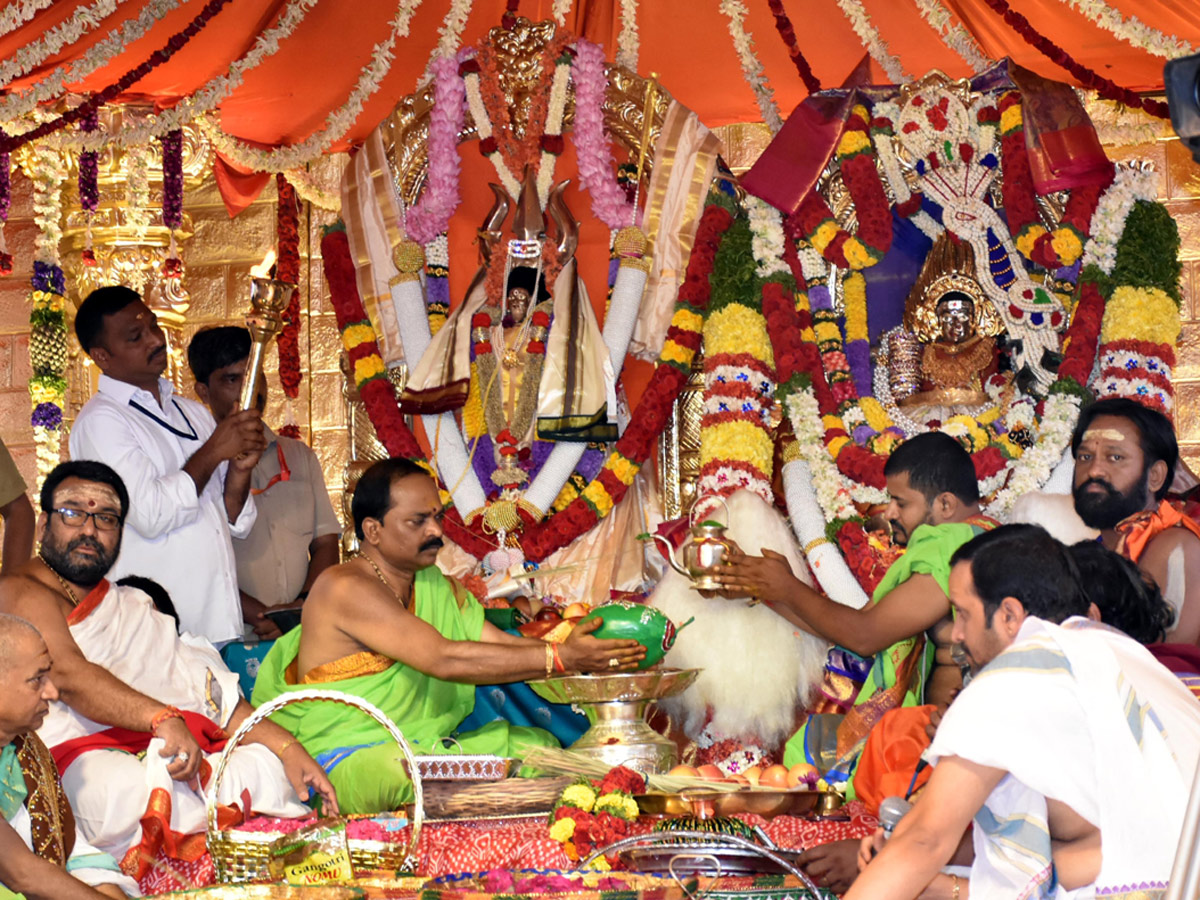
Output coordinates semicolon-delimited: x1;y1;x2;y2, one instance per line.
0;128;1198;528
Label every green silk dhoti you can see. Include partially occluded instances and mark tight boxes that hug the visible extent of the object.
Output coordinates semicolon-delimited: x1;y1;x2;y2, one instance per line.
253;566;557;814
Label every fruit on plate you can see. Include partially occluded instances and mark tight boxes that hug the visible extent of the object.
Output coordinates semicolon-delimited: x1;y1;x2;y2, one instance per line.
758;764;790;789
562;601;591;618
696;764;726;782
742;765;762;786
787;762;820;789
577;602;692;669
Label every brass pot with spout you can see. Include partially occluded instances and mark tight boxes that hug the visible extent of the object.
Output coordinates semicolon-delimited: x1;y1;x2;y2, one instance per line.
649;498;736;592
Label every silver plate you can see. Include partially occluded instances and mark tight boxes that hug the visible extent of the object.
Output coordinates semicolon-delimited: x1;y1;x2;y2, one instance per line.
528;668;701;704
620;843;805;876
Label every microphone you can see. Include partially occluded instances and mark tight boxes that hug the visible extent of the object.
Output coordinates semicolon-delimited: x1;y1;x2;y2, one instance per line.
879;795;913;838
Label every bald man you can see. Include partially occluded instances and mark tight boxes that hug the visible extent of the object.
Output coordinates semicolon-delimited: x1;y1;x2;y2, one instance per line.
0;613;136;899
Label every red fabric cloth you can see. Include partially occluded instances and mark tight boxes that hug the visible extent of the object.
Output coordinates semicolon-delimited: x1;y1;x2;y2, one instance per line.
51;710;228;773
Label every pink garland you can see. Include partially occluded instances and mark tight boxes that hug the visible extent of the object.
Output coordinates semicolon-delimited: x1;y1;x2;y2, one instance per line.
571;39;636;230
407;54;466;244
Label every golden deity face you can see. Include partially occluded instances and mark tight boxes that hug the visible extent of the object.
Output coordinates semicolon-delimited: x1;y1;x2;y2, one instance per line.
506;286;532;324
935;293;975;345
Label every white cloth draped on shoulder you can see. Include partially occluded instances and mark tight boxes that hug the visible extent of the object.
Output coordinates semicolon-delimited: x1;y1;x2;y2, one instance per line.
928;616;1200;899
37;581;309;870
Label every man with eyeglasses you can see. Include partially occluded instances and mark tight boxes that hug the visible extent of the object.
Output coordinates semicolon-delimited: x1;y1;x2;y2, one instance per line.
0;461;336;883
68;286;266;645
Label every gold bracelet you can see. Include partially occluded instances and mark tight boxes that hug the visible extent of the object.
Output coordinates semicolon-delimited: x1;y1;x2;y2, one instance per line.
545;641;554;677
950;874;960;900
278;738;297;756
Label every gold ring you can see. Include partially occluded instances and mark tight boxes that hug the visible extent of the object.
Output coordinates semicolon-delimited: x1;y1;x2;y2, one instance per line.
608;657;619;668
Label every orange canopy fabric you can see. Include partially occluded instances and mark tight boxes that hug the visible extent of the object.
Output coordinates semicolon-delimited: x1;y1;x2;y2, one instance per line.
2;0;1197;158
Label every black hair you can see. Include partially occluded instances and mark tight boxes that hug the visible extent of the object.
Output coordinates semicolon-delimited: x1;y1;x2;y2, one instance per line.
116;575;180;632
1071;397;1178;502
187;326;252;386
74;286;141;354
1068;541;1172;644
351;457;431;540
950;524;1089;625
884;431;980;505
40;460;129;521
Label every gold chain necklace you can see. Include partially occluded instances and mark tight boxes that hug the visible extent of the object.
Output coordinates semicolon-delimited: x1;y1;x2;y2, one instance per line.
360;554;412;609
40;555;79;607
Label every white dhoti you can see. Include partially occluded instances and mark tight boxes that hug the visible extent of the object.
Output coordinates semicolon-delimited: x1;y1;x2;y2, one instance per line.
929;616;1200;899
38;580;309;873
6;802;141;896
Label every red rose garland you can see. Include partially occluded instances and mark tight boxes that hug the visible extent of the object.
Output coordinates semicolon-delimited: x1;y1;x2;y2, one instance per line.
275;173;302;438
322;226;424;462
982;0;1169;120
765;0;821;96
998;92;1041;258
1052;279;1104;395
787;107;892;270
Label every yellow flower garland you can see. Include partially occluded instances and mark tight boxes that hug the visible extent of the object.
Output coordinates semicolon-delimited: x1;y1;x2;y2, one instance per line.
843;272;869;343
700;420;774;474
1101;286;1181;346
704;302;775;362
352;355;385;386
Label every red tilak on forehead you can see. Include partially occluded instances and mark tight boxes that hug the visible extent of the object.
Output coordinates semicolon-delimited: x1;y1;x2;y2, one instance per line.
87;499;95;508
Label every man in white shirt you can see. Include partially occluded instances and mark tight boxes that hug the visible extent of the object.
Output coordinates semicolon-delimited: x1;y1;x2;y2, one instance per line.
68;286;266;644
187;327;341;641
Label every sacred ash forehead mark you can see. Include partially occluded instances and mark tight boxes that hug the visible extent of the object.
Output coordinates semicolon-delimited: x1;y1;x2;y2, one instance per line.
1082;428;1131;443
53;481;121;511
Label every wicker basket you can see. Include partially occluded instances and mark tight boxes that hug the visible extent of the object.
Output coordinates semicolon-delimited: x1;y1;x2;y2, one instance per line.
205;690;425;883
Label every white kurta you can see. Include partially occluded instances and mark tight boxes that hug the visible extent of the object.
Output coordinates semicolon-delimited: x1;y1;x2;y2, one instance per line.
929;616;1200;899
69;374;255;643
38;581;310;861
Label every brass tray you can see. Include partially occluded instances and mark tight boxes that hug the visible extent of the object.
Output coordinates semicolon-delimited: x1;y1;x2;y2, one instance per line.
635;789;842;819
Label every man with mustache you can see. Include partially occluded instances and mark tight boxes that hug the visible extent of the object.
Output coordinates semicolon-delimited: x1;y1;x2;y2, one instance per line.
253;457;647;814
187;326;341;642
67;286;265;644
713;432;997;890
1071;397;1200;643
0;613;137;899
0;461;335;882
846;525;1200;900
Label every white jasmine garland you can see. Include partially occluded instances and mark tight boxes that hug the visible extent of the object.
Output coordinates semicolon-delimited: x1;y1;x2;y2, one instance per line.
0;0;180;125
746;196;789;279
425;232;449;269
201;0;422;173
30;140;65;267
69;0;320;151
911;0;990;73
615;0;639;71
536;52;573;208
123;143;151;243
552;0;574;26
0;0;53;40
1059;0;1192;60
284;165;342;212
833;0;906;84
0;0;121;89
784;387;857;523
718;0;783;134
462;68;520;201
1081;164;1156;275
985;392;1082;519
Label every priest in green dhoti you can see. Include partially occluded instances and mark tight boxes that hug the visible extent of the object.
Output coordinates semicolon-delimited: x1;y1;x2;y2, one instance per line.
253;458;646;814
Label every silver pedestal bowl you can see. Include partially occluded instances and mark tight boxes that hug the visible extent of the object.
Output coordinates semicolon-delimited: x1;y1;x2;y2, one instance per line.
528;668;700;774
